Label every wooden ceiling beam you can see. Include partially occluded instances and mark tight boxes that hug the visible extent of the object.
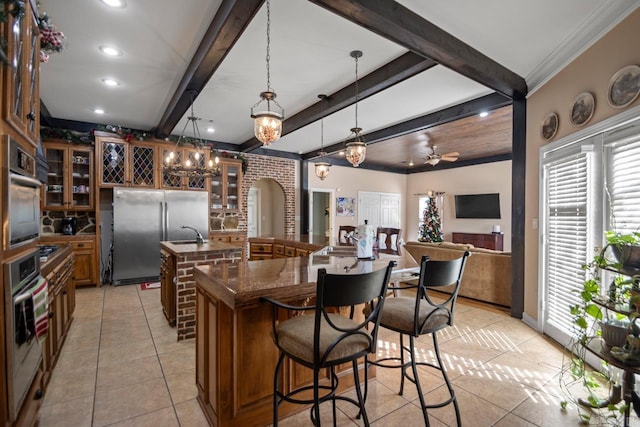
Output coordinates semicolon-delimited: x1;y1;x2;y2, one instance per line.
240;52;437;153
155;0;264;137
302;92;511;160
308;0;527;100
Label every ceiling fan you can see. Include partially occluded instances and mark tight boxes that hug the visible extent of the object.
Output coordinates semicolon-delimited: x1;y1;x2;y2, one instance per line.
425;145;459;166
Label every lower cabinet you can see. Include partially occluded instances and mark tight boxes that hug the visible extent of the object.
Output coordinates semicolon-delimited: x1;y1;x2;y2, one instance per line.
40;235;99;287
249;238;321;260
42;248;75;388
160;249;176;326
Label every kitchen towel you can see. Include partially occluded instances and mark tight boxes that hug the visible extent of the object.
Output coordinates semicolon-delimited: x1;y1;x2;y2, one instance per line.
29;277;49;343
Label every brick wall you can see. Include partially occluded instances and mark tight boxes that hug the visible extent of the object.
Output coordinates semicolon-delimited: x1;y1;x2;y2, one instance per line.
242;153;296;235
175;249;242;340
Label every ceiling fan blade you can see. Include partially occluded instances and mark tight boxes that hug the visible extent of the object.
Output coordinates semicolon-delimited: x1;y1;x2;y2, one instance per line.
441;151;459;157
441;156;458;162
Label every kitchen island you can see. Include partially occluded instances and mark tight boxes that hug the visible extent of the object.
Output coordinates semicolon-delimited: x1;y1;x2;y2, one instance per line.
193;248;418;427
160;240;243;340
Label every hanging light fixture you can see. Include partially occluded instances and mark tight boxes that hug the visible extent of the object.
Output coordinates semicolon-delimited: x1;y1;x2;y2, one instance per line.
250;0;284;146
345;50;366;167
314;94;331;180
163;92;220;177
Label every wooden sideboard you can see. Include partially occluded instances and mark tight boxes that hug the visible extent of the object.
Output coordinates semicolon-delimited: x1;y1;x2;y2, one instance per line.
452;232;504;251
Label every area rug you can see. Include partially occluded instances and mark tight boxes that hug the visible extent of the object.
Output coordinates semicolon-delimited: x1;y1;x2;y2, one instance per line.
140;281;161;290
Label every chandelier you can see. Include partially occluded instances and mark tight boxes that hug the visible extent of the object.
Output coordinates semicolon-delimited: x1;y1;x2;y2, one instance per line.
163;92;220;177
314;94;331;180
345;50;366;167
250;0;284;146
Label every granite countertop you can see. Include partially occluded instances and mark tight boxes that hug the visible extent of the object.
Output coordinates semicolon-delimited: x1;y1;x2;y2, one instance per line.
248;235;331;249
160;240;244;256
194;250;419;309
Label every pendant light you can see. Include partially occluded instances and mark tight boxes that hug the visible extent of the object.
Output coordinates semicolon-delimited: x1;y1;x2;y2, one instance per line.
314;94;331;180
250;0;284;147
163;91;220;177
345;50;366;167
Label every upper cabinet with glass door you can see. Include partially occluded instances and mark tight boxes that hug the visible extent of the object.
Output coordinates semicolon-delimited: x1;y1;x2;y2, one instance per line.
43;142;94;211
95;135;157;188
2;0;40;147
210;158;243;213
159;144;209;191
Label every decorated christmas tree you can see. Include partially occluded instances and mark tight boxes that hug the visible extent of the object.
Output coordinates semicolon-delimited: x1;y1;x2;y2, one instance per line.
418;196;443;242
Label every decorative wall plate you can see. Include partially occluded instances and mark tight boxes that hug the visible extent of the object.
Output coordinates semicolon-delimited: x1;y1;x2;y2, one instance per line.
569;92;595;127
541;112;559;141
607;64;640;108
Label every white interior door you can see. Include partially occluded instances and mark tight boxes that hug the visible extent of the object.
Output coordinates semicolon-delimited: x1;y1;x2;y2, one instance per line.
309;188;334;237
358;191;401;228
247;187;260;237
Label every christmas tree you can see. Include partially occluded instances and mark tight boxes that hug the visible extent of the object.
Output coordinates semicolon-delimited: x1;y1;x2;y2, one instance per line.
418;196;443;242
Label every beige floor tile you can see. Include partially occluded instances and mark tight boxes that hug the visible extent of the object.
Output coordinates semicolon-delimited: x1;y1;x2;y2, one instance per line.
101;406;179;427
98;338;158;367
152;333;192;355
337;378;412;423
511;389;582;427
164;368;198;404
273;401;358;427
158;347;196;375
42;366;96;407
438;335;505;368
38;395;93;427
371;401;447;426
99;327;153;347
96;355;163;392
92;378;172;426
452;369;536;411
373;362;445;401
480;352;561;391
174;398;210;427
493;412;538;426
58;333;101;355
419;384;508;427
51;348;99;375
516;335;566;368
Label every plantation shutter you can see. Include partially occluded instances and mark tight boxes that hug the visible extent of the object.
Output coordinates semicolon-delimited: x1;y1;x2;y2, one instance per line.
543;150;590;341
605;130;640;232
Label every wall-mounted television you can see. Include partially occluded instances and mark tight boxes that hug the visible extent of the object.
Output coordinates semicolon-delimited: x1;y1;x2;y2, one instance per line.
454;193;501;219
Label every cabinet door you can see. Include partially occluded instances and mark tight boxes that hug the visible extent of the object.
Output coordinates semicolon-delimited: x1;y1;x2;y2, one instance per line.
130;143;157;187
73;251;95;286
3;4;39;146
225;163;240;211
160;147;184;189
70;147;93;209
43;146;66;209
210;172;223;210
98;139;128;186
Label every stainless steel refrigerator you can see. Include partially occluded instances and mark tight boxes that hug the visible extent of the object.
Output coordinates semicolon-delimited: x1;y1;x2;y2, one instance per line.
112;187;209;285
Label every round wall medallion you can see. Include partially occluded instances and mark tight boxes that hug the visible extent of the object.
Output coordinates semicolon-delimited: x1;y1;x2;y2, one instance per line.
608;64;640;108
569;92;595;127
541;112;559;141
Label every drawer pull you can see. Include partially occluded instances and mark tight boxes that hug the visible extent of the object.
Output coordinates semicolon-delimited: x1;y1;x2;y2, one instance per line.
77;243;84;248
48;312;54;319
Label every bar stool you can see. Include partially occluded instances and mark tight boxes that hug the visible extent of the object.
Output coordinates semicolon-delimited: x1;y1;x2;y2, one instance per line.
262;261;395;426
367;253;470;426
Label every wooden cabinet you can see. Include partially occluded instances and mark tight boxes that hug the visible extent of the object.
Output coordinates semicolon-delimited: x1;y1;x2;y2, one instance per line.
41;247;75;387
95;136;158;188
209;159;242;212
249;242;273;260
452;232;504;251
159;145;209;191
40;235;99;287
208;231;247;260
160;249;176;326
42;142;94;210
2;0;40;147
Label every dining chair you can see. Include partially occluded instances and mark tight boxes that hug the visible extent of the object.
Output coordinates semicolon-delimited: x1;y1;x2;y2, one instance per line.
376;227;402;253
367;252;470;426
261;260;396;426
338;225;356;245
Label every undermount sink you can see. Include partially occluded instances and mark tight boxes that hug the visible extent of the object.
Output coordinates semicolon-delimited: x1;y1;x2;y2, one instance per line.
170;240;207;245
315;246;357;257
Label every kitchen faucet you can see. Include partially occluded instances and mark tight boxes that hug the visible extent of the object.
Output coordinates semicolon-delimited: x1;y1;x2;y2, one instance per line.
180;225;205;244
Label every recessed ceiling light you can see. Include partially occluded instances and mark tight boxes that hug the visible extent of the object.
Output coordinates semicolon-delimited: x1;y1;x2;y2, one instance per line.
99;45;121;56
101;78;120;87
408;160;414;166
206;127;215;133
101;0;126;8
94;108;105;114
479;111;489;118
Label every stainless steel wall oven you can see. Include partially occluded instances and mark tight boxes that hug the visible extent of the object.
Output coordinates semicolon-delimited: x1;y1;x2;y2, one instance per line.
3;248;43;421
2;135;41;250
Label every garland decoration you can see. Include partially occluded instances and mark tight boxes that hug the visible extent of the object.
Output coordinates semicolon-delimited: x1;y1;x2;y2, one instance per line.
97;125;150;142
38;13;65;63
40;127;93;144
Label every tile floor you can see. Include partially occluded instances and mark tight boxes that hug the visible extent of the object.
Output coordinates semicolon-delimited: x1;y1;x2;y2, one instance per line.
37;285;638;426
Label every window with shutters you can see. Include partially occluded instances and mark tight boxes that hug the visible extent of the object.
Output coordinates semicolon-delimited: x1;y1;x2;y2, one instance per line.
540;117;640;346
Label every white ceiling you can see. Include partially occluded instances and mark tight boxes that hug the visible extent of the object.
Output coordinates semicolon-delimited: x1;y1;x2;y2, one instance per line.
38;0;639;158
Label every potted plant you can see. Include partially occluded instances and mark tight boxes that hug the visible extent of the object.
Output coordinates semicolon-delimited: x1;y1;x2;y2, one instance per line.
559;233;640;425
606;230;640;272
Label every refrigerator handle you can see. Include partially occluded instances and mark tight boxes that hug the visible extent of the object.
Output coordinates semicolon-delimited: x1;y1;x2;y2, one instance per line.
160;202;166;241
164;202;169;240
